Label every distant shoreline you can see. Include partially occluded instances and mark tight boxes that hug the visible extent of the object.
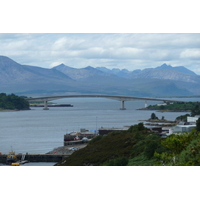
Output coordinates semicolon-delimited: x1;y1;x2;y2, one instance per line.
30;104;73;107
0;108;30;112
137;108;191;112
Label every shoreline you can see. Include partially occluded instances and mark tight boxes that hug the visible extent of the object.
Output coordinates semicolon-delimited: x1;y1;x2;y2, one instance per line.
46;144;88;155
0;109;30;112
137;108;191;112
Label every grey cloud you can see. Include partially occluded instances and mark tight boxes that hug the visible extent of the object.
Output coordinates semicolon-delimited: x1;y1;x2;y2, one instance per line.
0;33;200;74
180;49;200;59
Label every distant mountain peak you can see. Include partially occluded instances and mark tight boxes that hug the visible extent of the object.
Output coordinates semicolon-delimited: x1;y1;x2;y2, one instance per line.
56;63;68;67
54;63;73;71
84;66;102;73
156;63;196;75
1;55;199;97
156;63;172;70
84;66;94;70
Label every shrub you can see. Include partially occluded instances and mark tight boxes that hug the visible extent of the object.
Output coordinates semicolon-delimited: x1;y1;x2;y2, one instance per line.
196;118;200;132
88;135;103;144
108;157;129;166
128;123;146;133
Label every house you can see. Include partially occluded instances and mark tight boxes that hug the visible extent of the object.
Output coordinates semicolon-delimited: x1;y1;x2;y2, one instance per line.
98;126;129;136
157;103;167;106
64;128;97;146
169;124;196;134
187;115;200;124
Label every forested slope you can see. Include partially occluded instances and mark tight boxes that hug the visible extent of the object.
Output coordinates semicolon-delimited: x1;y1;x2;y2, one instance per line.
0;93;30;110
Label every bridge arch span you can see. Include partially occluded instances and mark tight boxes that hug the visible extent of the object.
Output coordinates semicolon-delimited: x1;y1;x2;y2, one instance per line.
26;94;186;110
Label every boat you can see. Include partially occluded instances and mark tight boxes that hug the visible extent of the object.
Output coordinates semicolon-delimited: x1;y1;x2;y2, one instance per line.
6;149;29;165
16;154;29;164
6;152;18;165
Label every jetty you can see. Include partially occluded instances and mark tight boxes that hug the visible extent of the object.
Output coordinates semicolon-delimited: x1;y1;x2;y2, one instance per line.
0;154;70;164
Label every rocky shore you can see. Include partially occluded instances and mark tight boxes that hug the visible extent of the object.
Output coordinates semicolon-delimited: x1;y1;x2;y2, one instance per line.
46;144;88;155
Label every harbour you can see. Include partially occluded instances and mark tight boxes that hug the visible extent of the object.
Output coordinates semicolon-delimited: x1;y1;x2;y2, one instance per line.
0;97;198;165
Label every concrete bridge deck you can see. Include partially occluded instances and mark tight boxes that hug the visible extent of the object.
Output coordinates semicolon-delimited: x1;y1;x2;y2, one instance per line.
26;94;187;110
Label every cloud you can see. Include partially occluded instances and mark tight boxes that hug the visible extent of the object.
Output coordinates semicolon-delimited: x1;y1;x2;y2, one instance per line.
180;49;200;59
53;37;69;50
0;33;200;74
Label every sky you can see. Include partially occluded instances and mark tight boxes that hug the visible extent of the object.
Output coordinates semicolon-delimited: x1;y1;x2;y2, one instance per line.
0;1;200;74
0;33;200;74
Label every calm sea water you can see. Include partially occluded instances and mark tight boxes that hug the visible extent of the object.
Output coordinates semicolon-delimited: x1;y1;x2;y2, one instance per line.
0;97;198;155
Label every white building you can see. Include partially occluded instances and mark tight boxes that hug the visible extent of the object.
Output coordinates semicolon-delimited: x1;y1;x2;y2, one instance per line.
157;103;167;106
169;125;196;134
187;115;200;124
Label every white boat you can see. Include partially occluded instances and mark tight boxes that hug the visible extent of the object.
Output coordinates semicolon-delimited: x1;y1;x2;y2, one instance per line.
17;154;29;164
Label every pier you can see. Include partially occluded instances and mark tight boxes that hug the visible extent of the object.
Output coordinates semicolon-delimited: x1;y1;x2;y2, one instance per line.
0;154;70;164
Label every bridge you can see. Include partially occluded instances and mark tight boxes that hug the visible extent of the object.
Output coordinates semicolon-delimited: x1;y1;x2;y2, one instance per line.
26;94;186;110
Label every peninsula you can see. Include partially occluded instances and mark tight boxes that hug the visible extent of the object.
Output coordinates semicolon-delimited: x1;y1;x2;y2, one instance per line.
0;93;30;111
139;101;200;113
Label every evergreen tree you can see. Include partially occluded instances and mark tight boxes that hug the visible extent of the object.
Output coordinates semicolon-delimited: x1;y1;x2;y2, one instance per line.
0;93;29;110
151;113;158;120
196;118;200;132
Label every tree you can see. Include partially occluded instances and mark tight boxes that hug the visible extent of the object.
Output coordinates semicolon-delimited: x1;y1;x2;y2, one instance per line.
151;113;158;120
138;122;145;131
0;93;29;110
196;118;200;132
154;130;200;166
178;138;200;165
108;157;128;166
191;103;200;116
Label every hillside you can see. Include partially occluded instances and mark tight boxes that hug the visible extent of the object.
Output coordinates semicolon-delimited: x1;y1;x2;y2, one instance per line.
55;123;157;166
55;123;200;166
0;55;199;97
0;56;79;95
54;63;199;96
0;93;30;110
54;64;113;80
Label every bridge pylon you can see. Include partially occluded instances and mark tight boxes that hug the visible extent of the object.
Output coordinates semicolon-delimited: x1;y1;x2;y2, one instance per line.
120;100;126;110
43;100;49;110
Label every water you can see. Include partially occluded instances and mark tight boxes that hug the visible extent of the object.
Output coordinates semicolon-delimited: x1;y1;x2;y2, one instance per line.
0;162;56;166
0;97;198;155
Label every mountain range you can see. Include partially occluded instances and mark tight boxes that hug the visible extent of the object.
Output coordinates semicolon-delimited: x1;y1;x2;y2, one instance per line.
0;55;200;97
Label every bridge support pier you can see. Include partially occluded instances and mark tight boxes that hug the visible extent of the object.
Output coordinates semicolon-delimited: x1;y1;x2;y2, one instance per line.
120;100;126;110
43;100;49;110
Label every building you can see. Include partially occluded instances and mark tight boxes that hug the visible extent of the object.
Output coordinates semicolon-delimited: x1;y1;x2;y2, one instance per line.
157;103;167;106
64;128;97;146
98;126;129;136
169;125;196;134
187;115;200;124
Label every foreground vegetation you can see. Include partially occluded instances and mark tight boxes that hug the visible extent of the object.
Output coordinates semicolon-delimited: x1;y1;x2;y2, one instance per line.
56;121;200;166
0;93;30;110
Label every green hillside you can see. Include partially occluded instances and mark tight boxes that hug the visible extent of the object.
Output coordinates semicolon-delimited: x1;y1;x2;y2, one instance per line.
56;122;200;166
55;123;164;166
147;101;200;114
0;93;30;110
